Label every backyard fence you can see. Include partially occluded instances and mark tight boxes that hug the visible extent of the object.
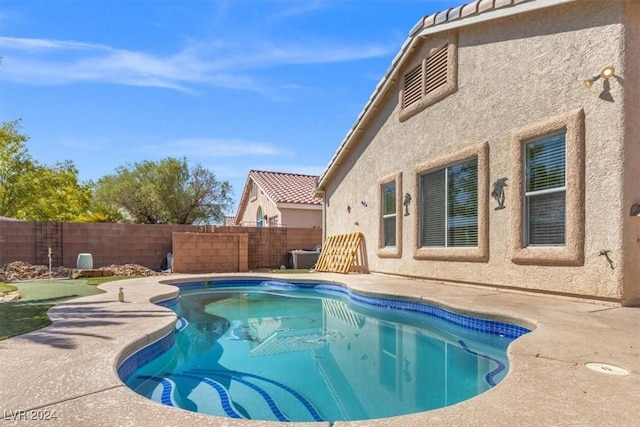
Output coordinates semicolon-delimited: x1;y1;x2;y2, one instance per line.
0;220;322;272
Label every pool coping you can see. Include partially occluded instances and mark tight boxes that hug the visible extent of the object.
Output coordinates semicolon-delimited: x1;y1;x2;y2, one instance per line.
0;272;638;426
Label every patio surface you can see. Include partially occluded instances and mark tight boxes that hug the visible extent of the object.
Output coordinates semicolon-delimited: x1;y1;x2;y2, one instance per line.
0;272;638;426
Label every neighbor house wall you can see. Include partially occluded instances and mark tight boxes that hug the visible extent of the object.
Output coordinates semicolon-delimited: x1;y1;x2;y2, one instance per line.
280;208;322;228
240;184;280;226
323;1;632;302
239;184;322;228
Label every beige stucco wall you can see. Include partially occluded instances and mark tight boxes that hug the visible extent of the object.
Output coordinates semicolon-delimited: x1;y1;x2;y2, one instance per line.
239;184;322;228
323;1;638;304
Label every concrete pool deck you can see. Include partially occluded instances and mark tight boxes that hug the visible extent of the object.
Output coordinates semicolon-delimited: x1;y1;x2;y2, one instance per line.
0;273;638;426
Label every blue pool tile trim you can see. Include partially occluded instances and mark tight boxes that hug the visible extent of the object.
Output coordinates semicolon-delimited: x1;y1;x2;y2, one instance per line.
193;368;324;422
458;340;506;387
136;375;176;406
118;331;175;382
314;284;531;339
156;296;178;308
172;279;530;339
173;373;244;419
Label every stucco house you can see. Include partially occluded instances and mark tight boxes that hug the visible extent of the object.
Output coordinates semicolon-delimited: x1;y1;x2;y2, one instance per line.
315;0;640;305
235;170;323;228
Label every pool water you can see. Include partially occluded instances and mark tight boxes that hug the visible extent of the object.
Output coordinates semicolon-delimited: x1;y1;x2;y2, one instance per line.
123;280;529;422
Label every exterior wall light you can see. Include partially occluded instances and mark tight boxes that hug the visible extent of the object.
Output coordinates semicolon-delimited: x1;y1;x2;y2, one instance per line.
631;203;640;217
583;66;615;89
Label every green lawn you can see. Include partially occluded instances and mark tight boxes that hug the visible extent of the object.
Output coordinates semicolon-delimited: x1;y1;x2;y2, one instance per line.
0;282;18;293
0;276;135;340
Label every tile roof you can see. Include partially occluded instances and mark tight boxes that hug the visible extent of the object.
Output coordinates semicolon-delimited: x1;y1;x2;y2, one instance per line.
249;170;322;206
224;216;236;226
409;0;532;37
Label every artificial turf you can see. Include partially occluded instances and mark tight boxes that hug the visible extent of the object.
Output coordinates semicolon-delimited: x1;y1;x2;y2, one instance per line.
0;277;133;340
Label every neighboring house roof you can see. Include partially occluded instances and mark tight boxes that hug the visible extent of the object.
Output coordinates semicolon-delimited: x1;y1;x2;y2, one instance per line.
316;0;577;193
250;170;322;206
0;216;22;221
224;216;236;226
235;170;323;222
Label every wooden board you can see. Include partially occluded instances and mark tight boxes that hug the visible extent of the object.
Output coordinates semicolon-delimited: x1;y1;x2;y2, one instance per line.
315;232;363;274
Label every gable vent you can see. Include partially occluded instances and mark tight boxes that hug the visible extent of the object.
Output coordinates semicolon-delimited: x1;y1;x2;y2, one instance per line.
403;64;423;108
425;44;448;95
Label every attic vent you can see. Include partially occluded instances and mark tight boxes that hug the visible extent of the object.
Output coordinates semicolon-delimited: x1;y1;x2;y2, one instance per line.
425;44;448;95
399;32;457;122
403;64;423;108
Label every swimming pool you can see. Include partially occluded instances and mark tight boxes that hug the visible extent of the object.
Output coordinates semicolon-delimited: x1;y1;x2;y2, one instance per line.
120;279;530;422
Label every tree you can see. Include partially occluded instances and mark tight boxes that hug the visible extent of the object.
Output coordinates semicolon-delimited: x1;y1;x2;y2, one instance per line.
92;157;232;224
0;119;33;218
0;120;91;221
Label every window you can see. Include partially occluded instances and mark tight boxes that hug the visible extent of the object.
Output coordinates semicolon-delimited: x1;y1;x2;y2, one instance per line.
256;206;263;227
524;133;566;246
382;182;397;247
399;32;457;121
250;181;258;200
377;172;402;258
419;158;478;248
413;141;488;262
510;108;584;265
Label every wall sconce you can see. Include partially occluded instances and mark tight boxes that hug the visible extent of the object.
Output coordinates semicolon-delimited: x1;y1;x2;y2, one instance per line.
631;203;640;217
583;65;615;89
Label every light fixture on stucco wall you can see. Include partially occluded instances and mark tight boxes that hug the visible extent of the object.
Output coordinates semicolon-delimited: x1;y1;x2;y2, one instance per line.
583;65;615;89
630;203;640;217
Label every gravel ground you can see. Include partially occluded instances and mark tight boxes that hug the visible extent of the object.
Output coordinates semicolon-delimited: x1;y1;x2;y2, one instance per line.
0;261;164;283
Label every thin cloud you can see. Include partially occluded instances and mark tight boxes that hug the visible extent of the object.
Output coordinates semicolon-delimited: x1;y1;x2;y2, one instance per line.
0;35;395;92
141;138;294;158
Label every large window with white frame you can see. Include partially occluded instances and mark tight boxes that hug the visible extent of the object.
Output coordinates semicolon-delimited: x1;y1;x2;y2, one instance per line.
419;158;478;248
524;133;566;246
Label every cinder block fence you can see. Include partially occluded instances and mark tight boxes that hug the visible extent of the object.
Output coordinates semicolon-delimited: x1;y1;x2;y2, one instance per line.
0;220;322;273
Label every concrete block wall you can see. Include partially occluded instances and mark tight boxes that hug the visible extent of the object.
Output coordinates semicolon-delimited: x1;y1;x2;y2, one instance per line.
0;220;321;272
172;232;248;273
0;221;37;265
62;223;196;269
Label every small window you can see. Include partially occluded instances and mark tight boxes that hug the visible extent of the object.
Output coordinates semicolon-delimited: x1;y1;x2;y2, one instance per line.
250;181;258;200
382;182;397;247
419;158;478;248
377;172;403;258
524;133;566;246
256;206;263;227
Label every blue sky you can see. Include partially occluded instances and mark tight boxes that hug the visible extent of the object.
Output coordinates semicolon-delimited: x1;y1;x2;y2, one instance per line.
0;0;458;213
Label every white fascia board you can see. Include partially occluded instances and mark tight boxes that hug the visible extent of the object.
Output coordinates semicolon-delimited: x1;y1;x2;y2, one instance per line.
277;203;323;211
418;0;579;37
